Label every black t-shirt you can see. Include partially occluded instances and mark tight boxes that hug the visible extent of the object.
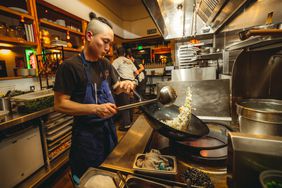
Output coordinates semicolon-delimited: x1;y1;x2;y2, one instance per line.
54;55;119;103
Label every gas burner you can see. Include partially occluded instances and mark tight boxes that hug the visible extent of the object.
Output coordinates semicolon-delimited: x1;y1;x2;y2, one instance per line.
171;122;231;164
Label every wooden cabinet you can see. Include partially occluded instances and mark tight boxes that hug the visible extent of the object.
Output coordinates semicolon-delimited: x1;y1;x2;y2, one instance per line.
0;0;38;46
36;0;86;53
0;0;87;80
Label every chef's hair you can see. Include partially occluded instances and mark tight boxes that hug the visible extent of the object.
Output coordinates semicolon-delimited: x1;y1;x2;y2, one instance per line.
88;12;112;29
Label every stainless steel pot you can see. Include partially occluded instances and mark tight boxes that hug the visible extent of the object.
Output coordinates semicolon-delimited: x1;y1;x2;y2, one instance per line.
236;99;282;136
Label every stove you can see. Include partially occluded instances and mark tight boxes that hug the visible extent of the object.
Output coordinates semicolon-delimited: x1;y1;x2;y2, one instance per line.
173;122;230;161
148;122;232;174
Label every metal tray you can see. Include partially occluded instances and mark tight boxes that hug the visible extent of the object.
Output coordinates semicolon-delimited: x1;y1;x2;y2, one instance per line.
123;175;171;188
47;118;73;135
45;116;73;129
11;89;54;102
133;153;177;176
47;131;72;148
46;126;72;142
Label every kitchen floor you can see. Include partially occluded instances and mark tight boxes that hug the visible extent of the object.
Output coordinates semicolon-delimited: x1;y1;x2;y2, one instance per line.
38;108;141;188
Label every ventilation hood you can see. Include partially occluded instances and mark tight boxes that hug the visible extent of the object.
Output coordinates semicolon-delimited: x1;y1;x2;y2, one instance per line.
142;0;249;40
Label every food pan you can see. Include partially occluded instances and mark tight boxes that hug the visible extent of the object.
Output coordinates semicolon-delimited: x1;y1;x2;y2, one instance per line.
11;89;54;113
123;174;171;188
11;89;54;101
79;167;122;188
133;153;177;176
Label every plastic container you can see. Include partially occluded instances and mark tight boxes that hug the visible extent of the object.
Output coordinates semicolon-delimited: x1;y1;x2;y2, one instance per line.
260;170;282;188
29;68;36;76
11;89;54;114
16;68;29;76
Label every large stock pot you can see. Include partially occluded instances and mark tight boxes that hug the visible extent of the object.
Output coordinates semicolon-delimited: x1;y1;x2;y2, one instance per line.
236;99;282;136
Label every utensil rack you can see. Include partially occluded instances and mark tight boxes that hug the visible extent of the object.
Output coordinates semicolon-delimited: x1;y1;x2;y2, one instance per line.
36;46;65;90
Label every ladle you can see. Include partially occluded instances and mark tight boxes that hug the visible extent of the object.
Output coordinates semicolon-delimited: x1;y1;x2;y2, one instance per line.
118;86;177;111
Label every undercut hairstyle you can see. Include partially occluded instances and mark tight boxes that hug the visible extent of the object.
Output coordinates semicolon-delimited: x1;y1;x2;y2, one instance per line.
89;12;112;29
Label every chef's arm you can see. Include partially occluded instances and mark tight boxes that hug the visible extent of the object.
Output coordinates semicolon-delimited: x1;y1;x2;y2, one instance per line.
134;64;145;75
54;91;117;117
138;64;145;73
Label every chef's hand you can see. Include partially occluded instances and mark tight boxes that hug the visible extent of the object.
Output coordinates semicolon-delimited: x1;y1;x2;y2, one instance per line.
95;103;117;118
118;80;136;94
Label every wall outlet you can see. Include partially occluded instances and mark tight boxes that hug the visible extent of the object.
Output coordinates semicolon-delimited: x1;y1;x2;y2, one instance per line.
30;86;35;91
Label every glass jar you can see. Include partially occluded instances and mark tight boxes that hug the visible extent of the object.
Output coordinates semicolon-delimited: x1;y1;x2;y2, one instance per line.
7;25;17;37
16;24;25;39
0;22;7;36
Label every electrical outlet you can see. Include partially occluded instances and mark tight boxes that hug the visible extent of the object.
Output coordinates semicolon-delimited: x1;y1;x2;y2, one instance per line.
30;86;35;91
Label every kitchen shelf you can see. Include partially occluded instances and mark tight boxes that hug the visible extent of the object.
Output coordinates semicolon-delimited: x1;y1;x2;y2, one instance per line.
0;76;37;81
225;36;282;51
0;5;34;20
42;44;82;52
0;35;37;46
49;142;71;160
48;135;71;152
47;131;72;148
197;52;222;60
39;19;84;36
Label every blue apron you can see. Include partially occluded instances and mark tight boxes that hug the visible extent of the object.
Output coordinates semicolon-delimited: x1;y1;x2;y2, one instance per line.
70;53;118;178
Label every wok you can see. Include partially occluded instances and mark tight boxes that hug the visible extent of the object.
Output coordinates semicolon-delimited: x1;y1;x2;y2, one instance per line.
142;102;209;141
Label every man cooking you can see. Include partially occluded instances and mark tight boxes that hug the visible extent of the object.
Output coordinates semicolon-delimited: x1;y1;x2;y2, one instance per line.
53;12;135;178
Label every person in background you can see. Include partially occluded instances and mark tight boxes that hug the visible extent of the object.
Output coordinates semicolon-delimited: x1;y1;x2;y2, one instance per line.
53;12;135;178
126;50;147;99
112;47;138;131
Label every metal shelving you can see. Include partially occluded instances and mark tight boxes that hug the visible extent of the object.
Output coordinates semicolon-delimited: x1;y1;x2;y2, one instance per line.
41;111;73;164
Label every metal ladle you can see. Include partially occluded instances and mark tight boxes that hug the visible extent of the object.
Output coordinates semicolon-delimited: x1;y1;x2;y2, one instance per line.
118;86;177;111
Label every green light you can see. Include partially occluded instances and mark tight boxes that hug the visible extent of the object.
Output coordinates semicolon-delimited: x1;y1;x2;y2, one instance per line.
137;45;143;50
25;49;36;69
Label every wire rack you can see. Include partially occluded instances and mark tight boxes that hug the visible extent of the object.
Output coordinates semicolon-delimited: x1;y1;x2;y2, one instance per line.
36;46;64;89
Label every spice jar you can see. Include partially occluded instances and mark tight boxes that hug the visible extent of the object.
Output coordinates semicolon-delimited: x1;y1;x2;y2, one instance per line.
16;24;25;39
0;22;7;36
7;25;17;37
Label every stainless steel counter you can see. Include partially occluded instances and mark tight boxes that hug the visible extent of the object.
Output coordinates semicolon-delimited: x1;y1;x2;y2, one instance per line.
0;107;54;131
101;115;153;173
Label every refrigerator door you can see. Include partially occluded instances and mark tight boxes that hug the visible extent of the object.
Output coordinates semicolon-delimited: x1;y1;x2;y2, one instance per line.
0;125;44;188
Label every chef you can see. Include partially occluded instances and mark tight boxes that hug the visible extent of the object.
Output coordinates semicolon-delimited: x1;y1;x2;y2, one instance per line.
53;12;135;178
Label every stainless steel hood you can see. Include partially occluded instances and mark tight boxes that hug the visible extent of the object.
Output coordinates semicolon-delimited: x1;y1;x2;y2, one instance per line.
142;0;249;39
142;0;207;39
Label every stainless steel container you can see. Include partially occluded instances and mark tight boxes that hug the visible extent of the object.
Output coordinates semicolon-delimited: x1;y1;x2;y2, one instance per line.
227;132;282;188
236;99;282;136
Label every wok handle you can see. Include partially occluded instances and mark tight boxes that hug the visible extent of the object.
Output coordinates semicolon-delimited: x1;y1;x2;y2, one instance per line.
118;99;158;111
